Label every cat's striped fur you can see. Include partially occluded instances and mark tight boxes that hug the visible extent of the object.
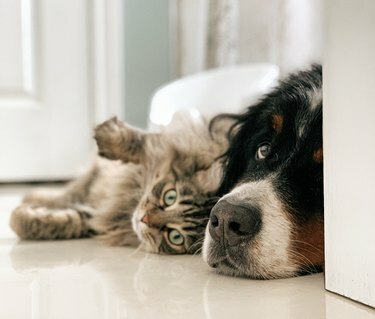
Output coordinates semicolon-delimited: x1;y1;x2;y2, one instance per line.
10;114;230;254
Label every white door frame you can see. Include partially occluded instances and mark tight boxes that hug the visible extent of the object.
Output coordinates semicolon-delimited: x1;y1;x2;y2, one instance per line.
89;0;125;124
0;0;124;182
324;0;375;308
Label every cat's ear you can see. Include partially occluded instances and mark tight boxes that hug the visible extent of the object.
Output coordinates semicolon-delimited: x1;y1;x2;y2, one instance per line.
195;160;222;194
94;117;146;164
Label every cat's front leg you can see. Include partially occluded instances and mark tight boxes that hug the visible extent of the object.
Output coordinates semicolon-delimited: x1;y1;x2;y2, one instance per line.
10;204;95;240
94;117;145;164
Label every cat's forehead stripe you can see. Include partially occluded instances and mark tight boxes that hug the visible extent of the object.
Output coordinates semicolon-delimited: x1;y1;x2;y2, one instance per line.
180;186;193;196
152;181;167;198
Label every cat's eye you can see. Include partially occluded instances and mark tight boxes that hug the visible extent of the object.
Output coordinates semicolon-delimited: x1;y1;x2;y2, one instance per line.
256;143;271;160
163;189;177;206
167;229;184;246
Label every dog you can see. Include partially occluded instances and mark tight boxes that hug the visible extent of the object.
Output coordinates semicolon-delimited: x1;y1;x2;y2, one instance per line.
203;65;323;279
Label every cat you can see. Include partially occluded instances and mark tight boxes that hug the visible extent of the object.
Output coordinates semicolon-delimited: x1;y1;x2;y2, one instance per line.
10;114;230;254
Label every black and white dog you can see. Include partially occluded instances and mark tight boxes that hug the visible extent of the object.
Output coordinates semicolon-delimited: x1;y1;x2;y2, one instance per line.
203;65;323;279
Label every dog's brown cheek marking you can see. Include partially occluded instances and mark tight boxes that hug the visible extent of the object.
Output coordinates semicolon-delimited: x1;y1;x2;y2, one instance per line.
291;216;324;268
313;147;323;163
271;114;284;134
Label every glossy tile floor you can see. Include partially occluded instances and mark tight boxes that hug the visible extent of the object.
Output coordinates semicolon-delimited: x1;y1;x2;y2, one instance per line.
1;185;374;319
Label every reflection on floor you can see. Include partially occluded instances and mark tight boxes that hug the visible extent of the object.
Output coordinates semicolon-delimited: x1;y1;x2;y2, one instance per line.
1;185;374;319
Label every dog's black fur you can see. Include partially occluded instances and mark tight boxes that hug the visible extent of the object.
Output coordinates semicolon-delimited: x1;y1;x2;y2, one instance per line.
203;65;324;279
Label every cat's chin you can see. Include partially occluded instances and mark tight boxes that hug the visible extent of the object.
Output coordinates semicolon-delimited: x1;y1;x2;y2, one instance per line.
131;212;160;253
131;210;143;238
141;243;159;254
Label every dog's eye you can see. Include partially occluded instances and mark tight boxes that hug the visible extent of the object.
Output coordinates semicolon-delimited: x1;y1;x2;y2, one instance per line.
256;143;271;160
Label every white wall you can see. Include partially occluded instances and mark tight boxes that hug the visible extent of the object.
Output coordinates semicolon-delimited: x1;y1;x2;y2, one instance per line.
324;0;375;308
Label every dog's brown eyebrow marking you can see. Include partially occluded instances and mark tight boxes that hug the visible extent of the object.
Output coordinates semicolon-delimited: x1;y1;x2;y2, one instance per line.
313;147;323;163
271;114;284;134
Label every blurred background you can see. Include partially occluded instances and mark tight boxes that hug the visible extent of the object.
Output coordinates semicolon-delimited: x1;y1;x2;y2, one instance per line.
0;0;322;182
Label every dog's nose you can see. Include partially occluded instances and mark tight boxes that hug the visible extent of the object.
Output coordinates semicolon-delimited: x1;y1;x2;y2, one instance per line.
209;200;261;246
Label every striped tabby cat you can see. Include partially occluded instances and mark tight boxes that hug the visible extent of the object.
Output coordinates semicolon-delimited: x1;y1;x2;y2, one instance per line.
10;115;229;254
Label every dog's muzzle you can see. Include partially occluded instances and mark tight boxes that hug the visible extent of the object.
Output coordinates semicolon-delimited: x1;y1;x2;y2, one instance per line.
208;199;262;246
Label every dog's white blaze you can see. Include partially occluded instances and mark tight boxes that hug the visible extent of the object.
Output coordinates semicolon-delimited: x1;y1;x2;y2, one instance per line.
208;177;299;278
202;225;211;263
227;179;295;276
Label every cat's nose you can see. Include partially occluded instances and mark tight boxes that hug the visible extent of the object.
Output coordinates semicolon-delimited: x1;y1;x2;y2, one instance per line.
141;214;148;224
209;200;262;246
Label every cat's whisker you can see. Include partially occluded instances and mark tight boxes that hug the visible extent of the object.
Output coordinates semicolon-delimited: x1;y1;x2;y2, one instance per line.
187;237;205;255
129;244;143;257
191;247;203;256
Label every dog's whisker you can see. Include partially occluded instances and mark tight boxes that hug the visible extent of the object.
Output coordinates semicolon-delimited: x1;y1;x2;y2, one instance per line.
288;241;323;261
289;239;322;253
288;249;319;273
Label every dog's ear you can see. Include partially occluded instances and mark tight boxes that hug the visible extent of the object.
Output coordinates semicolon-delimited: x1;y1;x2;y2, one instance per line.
94;117;146;164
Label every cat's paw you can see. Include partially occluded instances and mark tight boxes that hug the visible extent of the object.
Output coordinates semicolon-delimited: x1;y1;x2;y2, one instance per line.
94;117;144;163
10;204;44;239
94;117;129;161
10;204;85;240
